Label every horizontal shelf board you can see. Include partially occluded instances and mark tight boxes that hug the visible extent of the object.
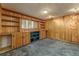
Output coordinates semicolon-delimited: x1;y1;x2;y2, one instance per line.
2;14;19;18
2;19;19;23
2;25;19;27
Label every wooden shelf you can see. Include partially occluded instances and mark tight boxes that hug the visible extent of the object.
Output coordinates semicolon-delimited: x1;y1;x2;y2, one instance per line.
2;19;19;23
2;14;19;18
2;25;19;27
1;13;20;33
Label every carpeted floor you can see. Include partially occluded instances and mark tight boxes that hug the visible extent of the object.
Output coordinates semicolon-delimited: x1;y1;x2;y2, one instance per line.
1;39;79;56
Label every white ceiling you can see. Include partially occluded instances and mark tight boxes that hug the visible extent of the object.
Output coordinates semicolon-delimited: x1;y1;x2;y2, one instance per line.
2;3;79;20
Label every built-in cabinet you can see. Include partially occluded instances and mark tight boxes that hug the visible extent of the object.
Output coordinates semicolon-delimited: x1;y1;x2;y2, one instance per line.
12;32;30;49
11;30;46;49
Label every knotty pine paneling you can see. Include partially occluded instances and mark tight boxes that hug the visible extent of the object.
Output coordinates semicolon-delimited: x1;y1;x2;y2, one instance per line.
46;14;79;43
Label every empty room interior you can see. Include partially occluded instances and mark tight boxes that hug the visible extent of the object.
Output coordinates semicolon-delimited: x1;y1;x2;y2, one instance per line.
1;3;79;56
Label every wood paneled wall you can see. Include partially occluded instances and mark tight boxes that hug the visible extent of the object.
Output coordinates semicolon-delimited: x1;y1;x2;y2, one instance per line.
45;14;79;43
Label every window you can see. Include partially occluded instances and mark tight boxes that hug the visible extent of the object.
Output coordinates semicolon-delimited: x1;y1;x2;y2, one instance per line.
25;20;29;29
28;21;34;29
21;20;26;28
21;20;29;29
28;21;38;29
34;22;38;28
21;19;38;29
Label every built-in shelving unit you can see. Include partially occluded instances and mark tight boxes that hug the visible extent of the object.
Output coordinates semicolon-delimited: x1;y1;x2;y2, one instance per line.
1;14;20;33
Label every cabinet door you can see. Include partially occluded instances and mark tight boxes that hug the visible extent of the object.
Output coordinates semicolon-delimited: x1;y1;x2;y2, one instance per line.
26;32;30;44
40;30;46;39
22;32;30;46
22;32;27;45
12;32;22;49
16;32;22;48
12;33;17;49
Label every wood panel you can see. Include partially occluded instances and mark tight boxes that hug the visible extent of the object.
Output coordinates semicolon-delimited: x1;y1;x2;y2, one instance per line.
76;14;79;43
45;20;52;38
64;15;72;41
0;4;2;33
22;32;30;45
40;30;46;39
45;14;79;43
2;27;18;33
12;32;22;49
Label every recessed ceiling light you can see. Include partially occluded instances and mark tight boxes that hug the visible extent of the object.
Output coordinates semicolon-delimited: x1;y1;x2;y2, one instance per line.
41;8;51;14
69;8;76;13
43;10;48;14
68;8;79;13
46;15;55;19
